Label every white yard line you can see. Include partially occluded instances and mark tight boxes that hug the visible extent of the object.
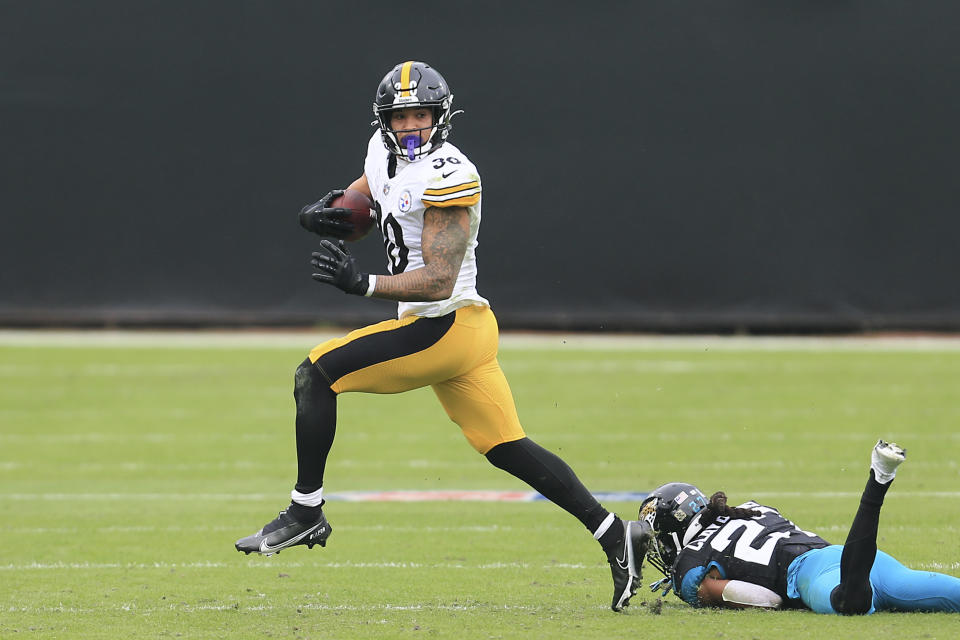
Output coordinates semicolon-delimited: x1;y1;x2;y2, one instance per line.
2;559;953;574
1;328;960;350
2;490;960;502
3;600;551;614
0;560;561;571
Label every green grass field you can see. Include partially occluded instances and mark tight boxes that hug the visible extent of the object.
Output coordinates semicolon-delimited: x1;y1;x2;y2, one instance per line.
2;331;959;639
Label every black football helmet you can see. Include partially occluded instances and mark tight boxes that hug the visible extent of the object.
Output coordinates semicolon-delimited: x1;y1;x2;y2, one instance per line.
638;482;709;577
372;61;458;161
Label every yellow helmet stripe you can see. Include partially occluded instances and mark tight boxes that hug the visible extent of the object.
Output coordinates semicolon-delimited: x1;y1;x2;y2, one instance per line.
399;61;414;97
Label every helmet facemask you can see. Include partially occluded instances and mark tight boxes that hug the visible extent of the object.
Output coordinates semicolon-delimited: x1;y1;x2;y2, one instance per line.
375;103;451;161
639;497;675;578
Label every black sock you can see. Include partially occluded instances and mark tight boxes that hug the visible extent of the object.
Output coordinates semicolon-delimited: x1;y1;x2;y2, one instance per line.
292;358;337;494
288;501;322;523
831;469;891;614
485;437;610;532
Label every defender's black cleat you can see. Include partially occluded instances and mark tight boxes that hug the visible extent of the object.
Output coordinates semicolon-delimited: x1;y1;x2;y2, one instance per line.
607;518;653;612
235;505;332;556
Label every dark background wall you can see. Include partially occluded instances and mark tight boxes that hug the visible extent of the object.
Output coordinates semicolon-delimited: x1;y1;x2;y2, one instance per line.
3;1;958;331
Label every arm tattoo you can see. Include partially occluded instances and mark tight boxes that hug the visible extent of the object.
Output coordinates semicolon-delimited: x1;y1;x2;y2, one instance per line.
370;206;469;301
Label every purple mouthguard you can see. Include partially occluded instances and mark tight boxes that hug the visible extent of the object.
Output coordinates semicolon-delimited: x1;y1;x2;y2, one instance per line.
402;135;418;161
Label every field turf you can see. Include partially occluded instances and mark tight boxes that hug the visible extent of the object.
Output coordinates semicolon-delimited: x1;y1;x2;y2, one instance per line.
1;331;959;638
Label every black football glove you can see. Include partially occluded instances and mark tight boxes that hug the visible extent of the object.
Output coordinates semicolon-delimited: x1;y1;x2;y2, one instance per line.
298;189;355;238
311;239;370;296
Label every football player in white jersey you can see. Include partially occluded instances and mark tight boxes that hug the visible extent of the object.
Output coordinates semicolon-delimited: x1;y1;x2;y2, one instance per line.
235;61;647;611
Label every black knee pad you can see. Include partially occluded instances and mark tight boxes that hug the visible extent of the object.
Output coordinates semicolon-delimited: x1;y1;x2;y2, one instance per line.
295;357;323;389
294;358;333;412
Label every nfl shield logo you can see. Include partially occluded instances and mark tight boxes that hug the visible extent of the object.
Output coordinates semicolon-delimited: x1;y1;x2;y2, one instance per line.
398;190;412;212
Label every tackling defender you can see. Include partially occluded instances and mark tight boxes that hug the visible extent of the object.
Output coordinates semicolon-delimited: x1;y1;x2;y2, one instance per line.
235;61;647;611
640;439;960;613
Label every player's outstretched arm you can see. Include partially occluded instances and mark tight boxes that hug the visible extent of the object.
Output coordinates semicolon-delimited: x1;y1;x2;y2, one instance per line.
368;205;469;302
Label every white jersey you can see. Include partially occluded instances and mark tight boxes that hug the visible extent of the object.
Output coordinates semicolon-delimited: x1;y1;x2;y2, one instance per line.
363;131;489;318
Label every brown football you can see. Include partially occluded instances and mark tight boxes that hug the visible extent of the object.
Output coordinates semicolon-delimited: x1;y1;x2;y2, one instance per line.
331;189;377;241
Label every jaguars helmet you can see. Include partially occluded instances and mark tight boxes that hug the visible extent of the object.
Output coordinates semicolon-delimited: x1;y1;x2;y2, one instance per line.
638;482;709;578
372;61;458;161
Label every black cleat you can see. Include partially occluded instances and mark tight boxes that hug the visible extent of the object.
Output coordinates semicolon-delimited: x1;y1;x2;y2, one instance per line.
607;518;653;612
235;505;332;556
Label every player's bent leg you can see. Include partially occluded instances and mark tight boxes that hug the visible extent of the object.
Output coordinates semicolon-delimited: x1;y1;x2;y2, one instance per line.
435;354;639;611
236;309;482;556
